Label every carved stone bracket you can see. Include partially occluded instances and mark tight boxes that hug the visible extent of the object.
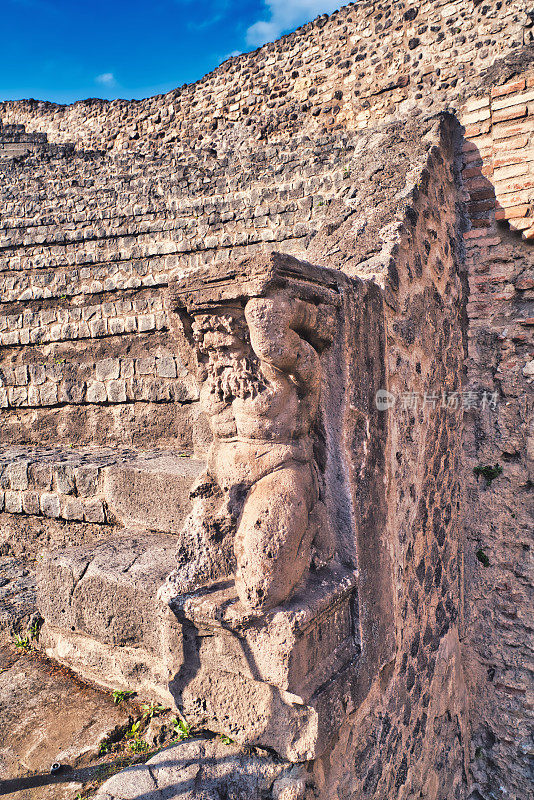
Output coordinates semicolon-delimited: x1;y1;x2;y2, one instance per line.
162;252;342;613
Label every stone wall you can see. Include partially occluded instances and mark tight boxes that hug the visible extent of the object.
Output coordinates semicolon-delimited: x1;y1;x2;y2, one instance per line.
458;70;534;800
0;1;531;155
0;2;533;799
0;124;53;160
0;120;443;448
297;113;470;800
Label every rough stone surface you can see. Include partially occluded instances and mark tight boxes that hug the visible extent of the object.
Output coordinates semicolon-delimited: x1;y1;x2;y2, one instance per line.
0;447;204;534
458;79;534;800
0;557;37;638
38;533;185;705
0;645;133;800
94;738;293;800
102;454;204;533
170;567;358;761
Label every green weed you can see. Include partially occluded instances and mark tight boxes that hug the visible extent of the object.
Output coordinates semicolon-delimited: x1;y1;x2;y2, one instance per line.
141;701;167;720
98;740;111;756
473;464;502;485
28;618;42;640
171;716;191;741
112;689;135;705
125;720;142;739
13;634;31;651
128;738;149;753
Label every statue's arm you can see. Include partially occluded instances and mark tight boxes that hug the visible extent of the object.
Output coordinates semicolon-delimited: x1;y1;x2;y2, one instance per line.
244;296;322;395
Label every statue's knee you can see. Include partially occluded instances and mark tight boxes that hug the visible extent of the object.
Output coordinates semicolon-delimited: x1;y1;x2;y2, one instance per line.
235;466;315;610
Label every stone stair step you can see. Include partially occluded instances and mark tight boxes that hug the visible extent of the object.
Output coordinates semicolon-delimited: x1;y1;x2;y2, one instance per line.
0;557;37;639
102;453;204;533
0;446;204;532
93;737;289;800
37;531;184;705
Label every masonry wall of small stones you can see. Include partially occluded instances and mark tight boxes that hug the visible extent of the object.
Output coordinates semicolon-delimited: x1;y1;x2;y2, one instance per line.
298;115;469;800
0;1;532;156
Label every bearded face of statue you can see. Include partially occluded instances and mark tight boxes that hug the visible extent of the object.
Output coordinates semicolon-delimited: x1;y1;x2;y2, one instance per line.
192;311;266;405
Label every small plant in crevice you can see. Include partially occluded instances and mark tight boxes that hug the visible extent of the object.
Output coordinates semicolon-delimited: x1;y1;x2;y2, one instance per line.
125;719;143;740
98;740;111;756
141;701;167;721
123;717;151;753
112;689;135;705
13;634;31;651
28;616;43;641
171;715;192;741
128;738;150;753
473;464;503;486
476;548;490;567
219;734;234;746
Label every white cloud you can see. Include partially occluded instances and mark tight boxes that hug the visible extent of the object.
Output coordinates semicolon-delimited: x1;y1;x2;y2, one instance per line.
221;49;243;63
246;0;341;48
95;72;117;87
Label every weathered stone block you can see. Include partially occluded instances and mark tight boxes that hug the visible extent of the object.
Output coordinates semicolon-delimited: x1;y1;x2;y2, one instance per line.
171;566;359;761
6;460;29;490
106;379;127;403
28;462;52;490
82;498;105;523
40;492;60;518
95;358;120;381
156;356;177;378
86;380;106;403
39;383;58;406
22;490;40;515
38;533;185;705
54;463;76;495
62;495;84;521
102;454;204;533
4;490;22;514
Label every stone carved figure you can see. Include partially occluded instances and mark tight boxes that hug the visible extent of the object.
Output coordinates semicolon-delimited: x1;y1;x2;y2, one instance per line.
162;254;339;613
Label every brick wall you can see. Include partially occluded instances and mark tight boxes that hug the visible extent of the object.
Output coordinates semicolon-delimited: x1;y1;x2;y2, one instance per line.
459;73;534;800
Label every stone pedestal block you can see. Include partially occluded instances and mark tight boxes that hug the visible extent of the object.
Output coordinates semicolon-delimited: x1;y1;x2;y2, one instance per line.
170;565;359;761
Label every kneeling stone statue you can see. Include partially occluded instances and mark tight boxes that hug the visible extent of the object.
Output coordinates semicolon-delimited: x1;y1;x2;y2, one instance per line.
160;252;340;613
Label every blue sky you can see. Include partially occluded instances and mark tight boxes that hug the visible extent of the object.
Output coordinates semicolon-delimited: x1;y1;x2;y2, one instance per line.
1;0;342;104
